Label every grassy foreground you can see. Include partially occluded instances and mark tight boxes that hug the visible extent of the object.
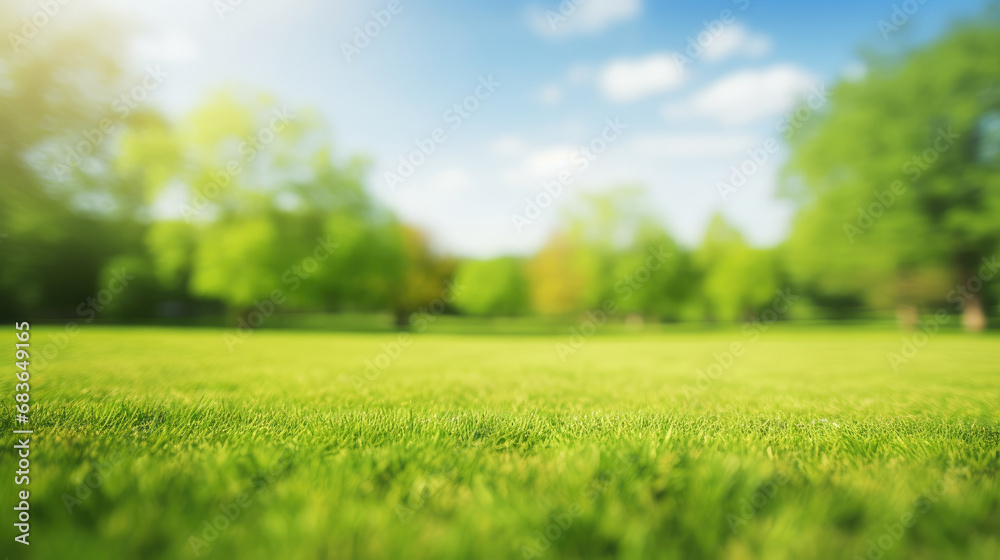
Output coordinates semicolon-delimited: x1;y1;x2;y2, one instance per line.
2;326;999;559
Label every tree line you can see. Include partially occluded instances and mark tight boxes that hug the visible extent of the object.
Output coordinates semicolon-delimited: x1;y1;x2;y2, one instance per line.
1;8;998;330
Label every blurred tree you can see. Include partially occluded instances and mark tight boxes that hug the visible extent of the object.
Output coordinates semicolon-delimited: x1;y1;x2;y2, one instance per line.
130;90;407;320
560;187;647;308
525;236;590;316
782;18;1000;330
453;257;530;316
613;222;695;321
523;188;647;316
389;226;457;327
0;7;157;319
696;216;781;322
561;188;699;321
522;188;698;320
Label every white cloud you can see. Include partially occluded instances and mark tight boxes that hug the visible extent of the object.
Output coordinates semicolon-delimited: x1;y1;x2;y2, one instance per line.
599;53;686;103
503;146;577;186
524;147;576;176
539;83;562;105
491;135;527;158
528;0;641;39
631;133;758;159
429;168;471;194
661;64;818;125
132;32;199;63
701;24;771;62
379;131;795;257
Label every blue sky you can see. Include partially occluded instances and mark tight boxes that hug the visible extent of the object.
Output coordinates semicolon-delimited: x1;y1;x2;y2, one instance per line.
86;0;989;256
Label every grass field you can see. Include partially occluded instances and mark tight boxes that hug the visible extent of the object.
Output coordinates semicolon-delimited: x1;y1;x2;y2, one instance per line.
3;325;999;559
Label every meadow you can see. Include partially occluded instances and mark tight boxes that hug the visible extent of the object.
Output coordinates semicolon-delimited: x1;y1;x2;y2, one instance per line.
2;325;999;559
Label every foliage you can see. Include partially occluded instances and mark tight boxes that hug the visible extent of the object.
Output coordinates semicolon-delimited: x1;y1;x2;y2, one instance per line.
3;11;1000;326
696;216;782;322
782;20;1000;325
453;257;530;316
0;8;139;317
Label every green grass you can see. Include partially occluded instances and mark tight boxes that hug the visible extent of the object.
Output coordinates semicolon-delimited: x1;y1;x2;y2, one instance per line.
2;326;999;559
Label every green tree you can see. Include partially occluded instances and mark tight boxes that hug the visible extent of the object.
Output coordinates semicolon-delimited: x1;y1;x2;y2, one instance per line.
526;187;697;320
694;215;781;321
0;9;155;318
389;226;456;326
453;257;530;316
132;90;405;319
612;222;695;321
783;18;1000;330
696;216;781;323
525;236;591;316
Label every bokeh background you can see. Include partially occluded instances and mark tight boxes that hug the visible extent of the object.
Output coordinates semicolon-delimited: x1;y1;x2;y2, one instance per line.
2;0;1000;331
4;2;1000;559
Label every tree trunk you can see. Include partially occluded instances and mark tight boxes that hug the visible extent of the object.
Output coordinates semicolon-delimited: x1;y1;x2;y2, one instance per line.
962;292;987;332
895;303;918;330
393;309;411;330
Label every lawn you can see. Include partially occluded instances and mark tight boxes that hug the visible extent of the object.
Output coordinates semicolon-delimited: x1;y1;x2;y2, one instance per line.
3;325;999;559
